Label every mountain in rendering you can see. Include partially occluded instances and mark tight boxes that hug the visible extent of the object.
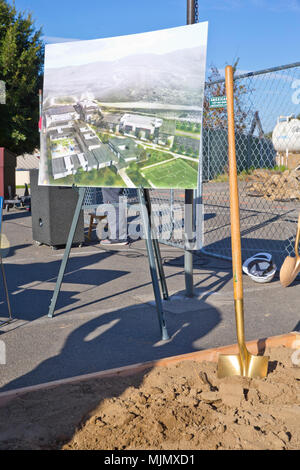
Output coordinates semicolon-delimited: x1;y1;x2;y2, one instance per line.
43;47;206;107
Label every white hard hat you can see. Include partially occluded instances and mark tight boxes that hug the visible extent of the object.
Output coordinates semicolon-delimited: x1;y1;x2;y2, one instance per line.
242;252;277;283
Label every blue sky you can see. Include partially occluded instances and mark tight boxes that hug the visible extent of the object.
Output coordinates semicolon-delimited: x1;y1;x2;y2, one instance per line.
9;0;300;75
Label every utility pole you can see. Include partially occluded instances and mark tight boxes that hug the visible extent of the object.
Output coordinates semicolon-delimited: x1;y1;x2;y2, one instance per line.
184;0;197;297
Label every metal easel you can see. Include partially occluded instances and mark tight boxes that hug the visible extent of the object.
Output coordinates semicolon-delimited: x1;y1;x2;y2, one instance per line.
0;197;13;327
48;186;169;341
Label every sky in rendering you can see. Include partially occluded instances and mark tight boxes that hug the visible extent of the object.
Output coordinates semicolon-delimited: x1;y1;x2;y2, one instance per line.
9;0;300;74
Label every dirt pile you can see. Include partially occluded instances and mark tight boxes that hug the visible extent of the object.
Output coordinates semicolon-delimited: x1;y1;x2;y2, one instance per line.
246;169;300;201
63;346;300;451
0;346;298;450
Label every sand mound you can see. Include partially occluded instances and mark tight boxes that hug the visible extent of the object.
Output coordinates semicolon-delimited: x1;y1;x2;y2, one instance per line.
0;346;299;450
63;346;300;450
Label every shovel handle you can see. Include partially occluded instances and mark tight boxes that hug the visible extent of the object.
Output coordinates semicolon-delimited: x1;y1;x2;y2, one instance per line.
226;66;243;301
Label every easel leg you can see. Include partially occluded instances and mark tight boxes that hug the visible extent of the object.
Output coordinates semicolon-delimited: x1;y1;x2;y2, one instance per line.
144;189;169;301
152;238;169;301
48;187;86;318
0;253;12;326
138;188;169;341
0;195;12;327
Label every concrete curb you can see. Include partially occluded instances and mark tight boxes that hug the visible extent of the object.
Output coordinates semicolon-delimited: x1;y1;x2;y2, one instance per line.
0;331;299;408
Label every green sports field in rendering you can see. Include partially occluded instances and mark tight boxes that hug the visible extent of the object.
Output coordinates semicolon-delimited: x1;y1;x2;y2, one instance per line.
141;158;198;189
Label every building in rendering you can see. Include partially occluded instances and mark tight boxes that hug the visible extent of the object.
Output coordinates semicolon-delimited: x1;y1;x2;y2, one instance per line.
45;104;108;180
119;114;163;140
108;137;139;163
100;113;122;133
76;100;101;123
45;106;80;129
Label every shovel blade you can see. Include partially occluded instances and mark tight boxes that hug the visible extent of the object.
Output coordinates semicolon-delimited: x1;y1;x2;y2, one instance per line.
280;256;297;287
217;353;269;378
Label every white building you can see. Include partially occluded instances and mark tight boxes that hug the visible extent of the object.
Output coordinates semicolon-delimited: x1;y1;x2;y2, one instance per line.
78;153;88;171
78;100;100;122
119;114;163;137
45;106;80;128
64;155;74;174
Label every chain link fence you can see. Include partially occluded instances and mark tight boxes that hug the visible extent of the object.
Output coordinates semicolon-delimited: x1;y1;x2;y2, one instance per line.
149;188;187;249
202;62;300;270
148;62;300;272
83;186;187;248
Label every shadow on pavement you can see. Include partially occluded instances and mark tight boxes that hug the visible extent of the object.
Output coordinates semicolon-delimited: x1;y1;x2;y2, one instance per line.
0;251;129;321
3;210;31;222
1;294;221;392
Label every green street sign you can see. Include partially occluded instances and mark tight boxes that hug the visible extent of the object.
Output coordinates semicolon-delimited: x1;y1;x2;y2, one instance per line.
209;96;227;109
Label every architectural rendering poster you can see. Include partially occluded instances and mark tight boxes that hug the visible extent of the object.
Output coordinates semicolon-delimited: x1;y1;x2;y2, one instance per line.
39;23;208;189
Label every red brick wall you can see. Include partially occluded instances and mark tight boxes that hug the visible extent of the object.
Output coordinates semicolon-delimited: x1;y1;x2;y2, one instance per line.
0;148;17;198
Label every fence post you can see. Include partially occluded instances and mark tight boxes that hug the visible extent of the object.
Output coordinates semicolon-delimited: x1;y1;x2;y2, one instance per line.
208;128;210;180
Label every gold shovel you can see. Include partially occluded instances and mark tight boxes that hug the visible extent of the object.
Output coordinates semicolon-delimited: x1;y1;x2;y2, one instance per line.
280;214;300;287
217;66;269;379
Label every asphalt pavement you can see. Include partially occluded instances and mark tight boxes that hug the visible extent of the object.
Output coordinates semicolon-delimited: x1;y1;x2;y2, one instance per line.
0;207;299;392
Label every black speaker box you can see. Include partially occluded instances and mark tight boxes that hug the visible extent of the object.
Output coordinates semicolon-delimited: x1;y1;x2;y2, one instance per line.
30;170;84;247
